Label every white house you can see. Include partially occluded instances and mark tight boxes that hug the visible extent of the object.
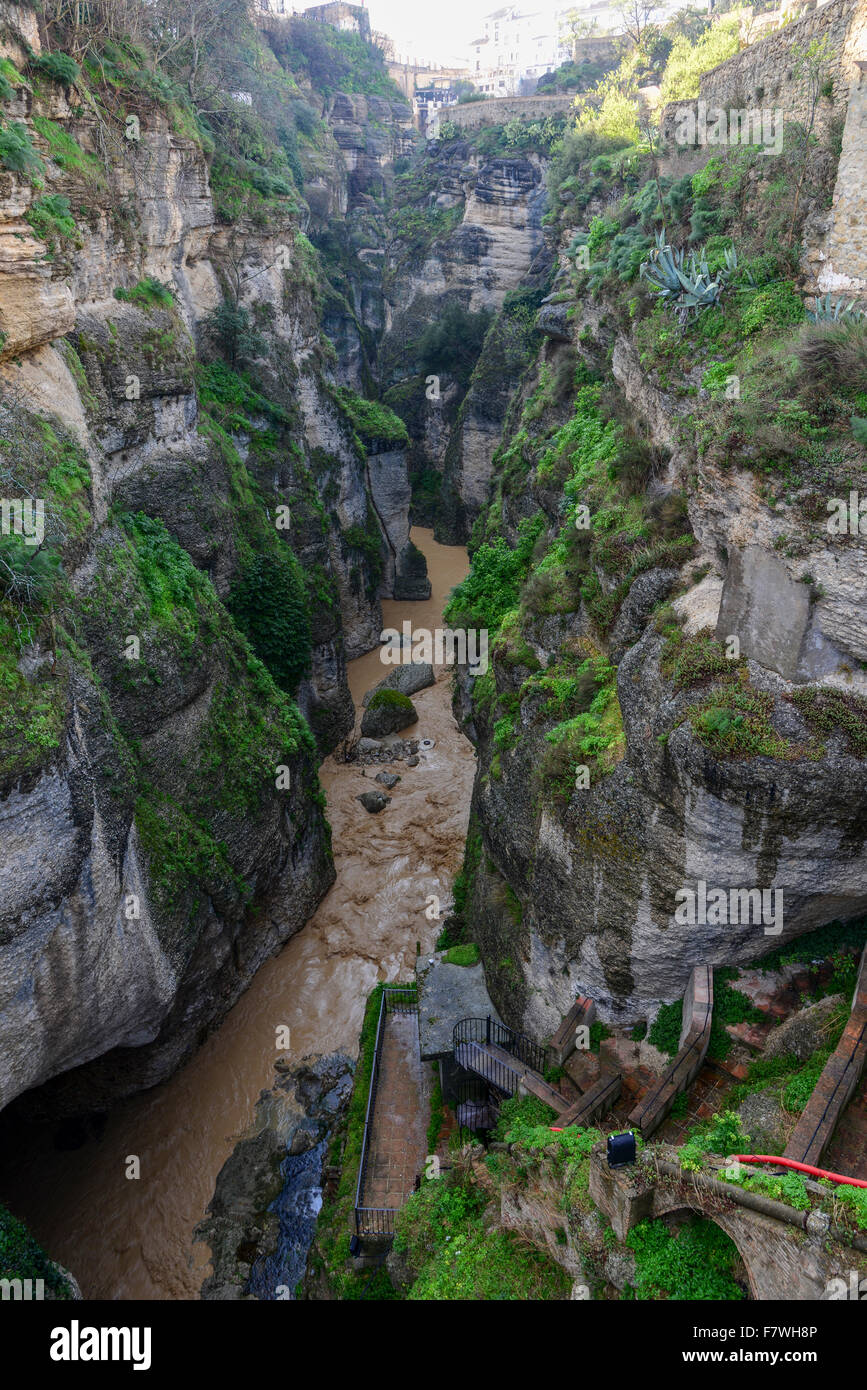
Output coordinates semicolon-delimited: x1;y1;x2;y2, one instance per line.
468;7;569;96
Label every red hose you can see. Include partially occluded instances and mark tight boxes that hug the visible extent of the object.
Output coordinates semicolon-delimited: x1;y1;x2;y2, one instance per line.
734;1154;867;1189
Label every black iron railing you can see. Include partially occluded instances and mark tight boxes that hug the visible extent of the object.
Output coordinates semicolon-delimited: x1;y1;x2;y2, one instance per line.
452;1016;548;1077
354;986;418;1239
454;1038;520;1095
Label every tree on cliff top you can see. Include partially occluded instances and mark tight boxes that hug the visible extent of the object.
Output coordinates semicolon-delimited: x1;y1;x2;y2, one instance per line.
616;0;659;47
37;0;253;99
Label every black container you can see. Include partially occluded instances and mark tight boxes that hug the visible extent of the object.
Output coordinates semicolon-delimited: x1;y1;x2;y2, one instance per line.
607;1131;637;1168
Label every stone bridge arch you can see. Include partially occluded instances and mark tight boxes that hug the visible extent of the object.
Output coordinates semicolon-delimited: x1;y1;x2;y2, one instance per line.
589;1147;860;1300
650;1194;830;1301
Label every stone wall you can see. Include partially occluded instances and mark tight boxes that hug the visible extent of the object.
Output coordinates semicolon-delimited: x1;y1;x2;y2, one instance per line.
429;94;576;137
571;36;620;64
701;0;857;120
811;0;867;293
589;1146;867;1299
660;0;867;296
660;0;857;147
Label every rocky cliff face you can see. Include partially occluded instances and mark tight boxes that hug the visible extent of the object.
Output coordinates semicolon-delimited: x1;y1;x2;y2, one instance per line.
372;138;556;543
446;72;867;1033
0;4;420;1116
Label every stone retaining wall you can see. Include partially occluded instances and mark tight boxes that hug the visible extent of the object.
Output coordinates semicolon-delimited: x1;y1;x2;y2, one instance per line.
660;0;867;296
429;94;576;137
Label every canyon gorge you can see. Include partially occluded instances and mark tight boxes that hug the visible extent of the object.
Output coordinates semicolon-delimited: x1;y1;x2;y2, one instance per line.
0;0;865;1311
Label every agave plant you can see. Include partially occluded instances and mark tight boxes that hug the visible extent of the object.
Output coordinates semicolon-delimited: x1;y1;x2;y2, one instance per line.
640;229;729;323
807;293;866;324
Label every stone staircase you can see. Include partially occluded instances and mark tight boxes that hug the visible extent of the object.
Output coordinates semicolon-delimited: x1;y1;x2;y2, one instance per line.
453;1004;621;1132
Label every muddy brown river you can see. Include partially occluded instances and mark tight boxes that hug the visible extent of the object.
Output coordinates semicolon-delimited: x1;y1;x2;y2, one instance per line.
0;528;473;1299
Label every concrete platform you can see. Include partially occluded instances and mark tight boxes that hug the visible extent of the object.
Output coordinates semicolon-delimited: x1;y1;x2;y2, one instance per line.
416;953;502;1060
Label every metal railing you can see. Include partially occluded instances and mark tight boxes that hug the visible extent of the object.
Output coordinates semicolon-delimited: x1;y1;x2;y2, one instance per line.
354;986;418;1239
452;1023;547;1084
454;1039;521;1095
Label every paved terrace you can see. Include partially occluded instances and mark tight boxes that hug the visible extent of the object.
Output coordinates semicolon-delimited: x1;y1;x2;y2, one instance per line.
359;1011;428;1217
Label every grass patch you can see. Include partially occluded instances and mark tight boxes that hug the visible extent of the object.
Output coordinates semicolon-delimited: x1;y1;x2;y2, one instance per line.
442;942;480;967
394;1169;571;1300
114;277;174;310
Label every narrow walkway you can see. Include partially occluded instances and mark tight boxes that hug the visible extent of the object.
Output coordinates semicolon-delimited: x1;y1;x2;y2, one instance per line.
360;1013;428;1213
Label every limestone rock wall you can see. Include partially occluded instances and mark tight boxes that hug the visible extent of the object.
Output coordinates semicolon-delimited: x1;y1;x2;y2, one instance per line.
458;288;867;1037
379;142;554;541
0;2;419;1116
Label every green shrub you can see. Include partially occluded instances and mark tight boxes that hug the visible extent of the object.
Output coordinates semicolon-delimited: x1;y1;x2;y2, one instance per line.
0;1205;71;1297
835;1184;867;1231
394;1170;571;1300
648;998;683;1056
796;319;867;398
335;388;409;449
203;298;266;367
790;685;867;758
114;277;175;310
445;514;545;634
33;52;81;87
417;303;493;389
227;548;311;693
661;629;740;689
0;534;62;607
442;942;480;967
659;17;741;104
0;120;44;175
427;1064;445;1151
741;282;805;335
626;1216;744;1300
25;193;79;252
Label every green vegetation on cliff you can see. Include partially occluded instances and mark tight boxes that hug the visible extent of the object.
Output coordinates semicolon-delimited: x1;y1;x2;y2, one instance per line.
393;1169;571;1300
0;1205;72;1298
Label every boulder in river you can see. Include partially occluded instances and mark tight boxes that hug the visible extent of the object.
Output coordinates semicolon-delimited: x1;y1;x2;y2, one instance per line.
362;662;435;706
357;790;391;813
375;772;401;789
360;690;419;738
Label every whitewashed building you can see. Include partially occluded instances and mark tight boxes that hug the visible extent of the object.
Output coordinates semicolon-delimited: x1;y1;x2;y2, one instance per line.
468;7;570;96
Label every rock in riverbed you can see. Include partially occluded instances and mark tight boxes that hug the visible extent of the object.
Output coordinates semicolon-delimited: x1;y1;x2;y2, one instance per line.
360;691;419;738
357;790;391;813
362;662;435;706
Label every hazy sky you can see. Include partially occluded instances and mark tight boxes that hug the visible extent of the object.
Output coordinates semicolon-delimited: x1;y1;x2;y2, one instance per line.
302;1;564;66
